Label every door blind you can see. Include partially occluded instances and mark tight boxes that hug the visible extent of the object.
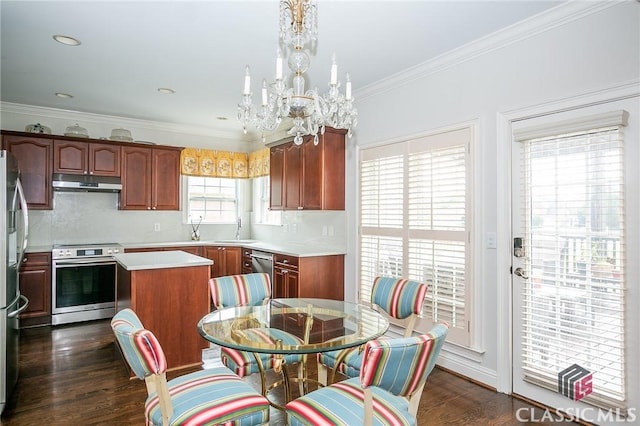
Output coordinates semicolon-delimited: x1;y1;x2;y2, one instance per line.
519;125;627;410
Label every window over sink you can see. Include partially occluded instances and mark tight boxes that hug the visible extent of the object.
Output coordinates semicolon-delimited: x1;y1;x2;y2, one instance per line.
186;176;238;224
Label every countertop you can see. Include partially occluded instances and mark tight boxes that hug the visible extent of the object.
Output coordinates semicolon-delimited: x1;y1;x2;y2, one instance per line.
114;250;213;271
26;240;346;258
120;240;346;257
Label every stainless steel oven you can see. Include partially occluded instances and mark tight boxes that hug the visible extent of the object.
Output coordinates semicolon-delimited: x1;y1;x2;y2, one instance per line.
51;243;122;325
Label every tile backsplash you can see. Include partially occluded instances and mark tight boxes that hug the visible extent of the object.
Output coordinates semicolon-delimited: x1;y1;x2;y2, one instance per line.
28;192;346;250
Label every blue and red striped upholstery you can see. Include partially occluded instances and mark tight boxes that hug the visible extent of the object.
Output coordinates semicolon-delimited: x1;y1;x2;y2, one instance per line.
318;276;428;380
370;276;428;320
209;273;271;309
222;327;305;376
287;324;449;425
208;273;304;380
111;308;270;426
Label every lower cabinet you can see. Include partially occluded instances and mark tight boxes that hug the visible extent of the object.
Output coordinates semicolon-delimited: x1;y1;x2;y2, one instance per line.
273;254;344;300
241;248;253;275
19;252;52;327
204;246;241;278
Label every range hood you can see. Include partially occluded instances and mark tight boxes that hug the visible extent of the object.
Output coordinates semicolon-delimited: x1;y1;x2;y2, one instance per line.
52;173;122;192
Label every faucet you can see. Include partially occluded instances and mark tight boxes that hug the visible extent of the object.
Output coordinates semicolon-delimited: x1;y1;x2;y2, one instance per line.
235;217;242;240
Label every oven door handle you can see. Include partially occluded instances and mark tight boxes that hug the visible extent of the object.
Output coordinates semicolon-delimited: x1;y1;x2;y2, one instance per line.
54;259;117;267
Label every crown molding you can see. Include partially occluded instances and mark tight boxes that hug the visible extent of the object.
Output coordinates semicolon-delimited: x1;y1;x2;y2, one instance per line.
0;102;256;142
356;1;619;101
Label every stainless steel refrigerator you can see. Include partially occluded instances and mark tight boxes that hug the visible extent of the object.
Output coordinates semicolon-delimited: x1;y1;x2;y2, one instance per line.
0;151;29;415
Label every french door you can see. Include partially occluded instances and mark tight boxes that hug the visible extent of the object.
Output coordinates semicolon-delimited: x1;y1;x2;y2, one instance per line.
511;97;639;424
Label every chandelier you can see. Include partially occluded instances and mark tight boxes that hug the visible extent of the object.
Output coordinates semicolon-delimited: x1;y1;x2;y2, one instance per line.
237;0;357;145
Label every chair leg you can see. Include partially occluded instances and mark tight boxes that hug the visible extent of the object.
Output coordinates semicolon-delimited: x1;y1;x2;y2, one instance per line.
317;361;328;386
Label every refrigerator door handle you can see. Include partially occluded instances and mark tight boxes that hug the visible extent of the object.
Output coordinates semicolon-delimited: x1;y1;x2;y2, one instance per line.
8;294;29;319
16;178;29;265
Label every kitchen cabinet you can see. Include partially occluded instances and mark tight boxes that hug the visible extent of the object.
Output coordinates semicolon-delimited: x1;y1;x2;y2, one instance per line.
204;246;241;278
273;253;344;300
241;247;253;275
116;253;210;371
120;146;181;210
19;252;51;327
270;127;345;210
2;133;53;209
53;140;120;176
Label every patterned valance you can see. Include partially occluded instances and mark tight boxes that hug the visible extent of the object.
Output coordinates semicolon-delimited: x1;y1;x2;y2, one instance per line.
181;149;248;178
248;148;270;178
181;147;270;178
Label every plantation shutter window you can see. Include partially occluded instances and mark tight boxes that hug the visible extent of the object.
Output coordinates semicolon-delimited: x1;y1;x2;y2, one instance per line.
359;126;473;346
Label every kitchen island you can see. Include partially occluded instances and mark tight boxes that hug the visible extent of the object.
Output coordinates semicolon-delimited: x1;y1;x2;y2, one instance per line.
114;250;213;371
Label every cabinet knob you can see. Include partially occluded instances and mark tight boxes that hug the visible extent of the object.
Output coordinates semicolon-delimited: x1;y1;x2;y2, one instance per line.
23;258;27;263
152;206;157;210
147;207;151;210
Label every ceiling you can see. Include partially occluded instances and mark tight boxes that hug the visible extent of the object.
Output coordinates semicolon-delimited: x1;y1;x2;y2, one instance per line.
1;1;562;142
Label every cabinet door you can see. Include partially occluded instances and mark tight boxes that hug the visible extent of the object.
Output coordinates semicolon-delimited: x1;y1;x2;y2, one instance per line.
270;145;285;210
53;140;88;174
204;246;222;278
151;148;180;210
120;146;152;210
274;266;299;298
19;252;52;326
223;247;242;276
90;143;120;176
4;135;53;209
301;129;345;210
284;142;302;209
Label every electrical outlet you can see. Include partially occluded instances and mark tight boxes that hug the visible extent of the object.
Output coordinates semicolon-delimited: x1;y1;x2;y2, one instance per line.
154;223;161;232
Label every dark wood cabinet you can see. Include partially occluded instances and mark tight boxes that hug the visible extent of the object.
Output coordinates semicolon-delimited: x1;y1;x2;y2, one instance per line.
241;247;253;275
273;253;344;300
270;127;345;210
120;146;181;210
19;252;52;327
53;140;120;176
2;134;53;209
204;246;242;278
269;144;285;210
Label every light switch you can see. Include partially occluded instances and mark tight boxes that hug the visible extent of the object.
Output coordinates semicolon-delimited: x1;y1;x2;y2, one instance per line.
486;232;496;249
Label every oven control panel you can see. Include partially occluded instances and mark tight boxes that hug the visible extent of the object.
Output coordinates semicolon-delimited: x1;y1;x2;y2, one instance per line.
52;244;122;260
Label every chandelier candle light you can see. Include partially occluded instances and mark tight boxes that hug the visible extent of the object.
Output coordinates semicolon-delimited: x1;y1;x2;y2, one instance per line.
238;0;357;145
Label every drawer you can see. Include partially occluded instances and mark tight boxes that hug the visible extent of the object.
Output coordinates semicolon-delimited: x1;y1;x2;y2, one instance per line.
274;254;298;269
21;252;51;268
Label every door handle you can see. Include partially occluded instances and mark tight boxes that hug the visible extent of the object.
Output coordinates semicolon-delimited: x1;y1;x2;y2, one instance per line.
513;267;529;280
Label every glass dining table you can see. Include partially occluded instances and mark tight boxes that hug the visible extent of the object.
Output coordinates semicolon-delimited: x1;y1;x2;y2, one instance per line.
197;298;389;407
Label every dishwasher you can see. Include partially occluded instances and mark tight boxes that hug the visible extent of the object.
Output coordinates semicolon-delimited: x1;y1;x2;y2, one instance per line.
250;250;273;283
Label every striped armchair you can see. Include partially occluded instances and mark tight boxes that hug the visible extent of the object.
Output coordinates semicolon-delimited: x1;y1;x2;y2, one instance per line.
209;273;272;309
287;323;449;426
111;308;269;426
317;276;429;385
208;273;305;396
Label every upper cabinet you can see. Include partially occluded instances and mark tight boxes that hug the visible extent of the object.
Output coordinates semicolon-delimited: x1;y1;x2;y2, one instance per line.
120;146;181;210
53;140;120;176
2;134;53;209
270;127;345;211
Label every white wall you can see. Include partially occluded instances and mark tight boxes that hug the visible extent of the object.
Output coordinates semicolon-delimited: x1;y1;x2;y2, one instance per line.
345;1;639;390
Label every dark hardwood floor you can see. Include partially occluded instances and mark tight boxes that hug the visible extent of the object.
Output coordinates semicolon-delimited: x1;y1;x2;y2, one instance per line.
1;320;579;425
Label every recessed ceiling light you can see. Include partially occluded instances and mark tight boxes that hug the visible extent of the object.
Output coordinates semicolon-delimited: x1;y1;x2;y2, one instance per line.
157;88;175;94
53;35;81;46
216;117;228;121
55;92;74;99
